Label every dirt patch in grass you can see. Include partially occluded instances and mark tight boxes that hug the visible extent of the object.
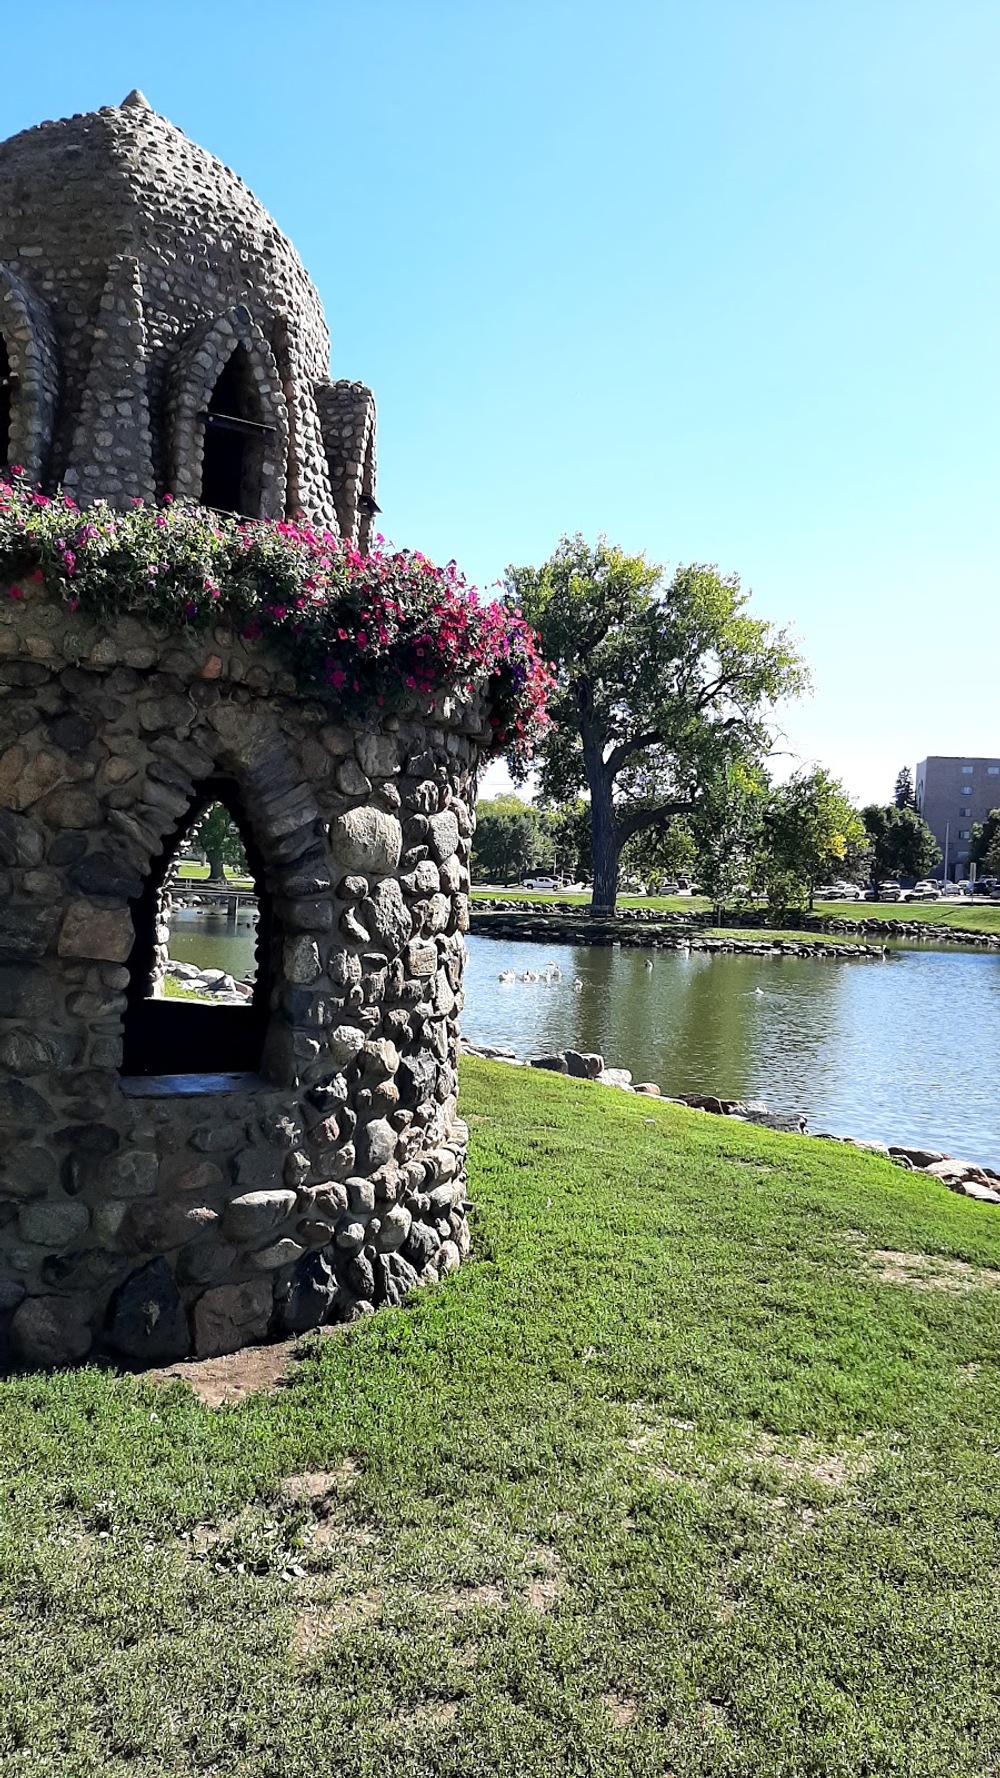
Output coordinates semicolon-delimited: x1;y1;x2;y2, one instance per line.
149;1338;303;1407
405;1700;460;1729
847;1238;1000;1293
283;1459;359;1505
603;1692;639;1728
292;1585;383;1658
746;1432;873;1489
148;1327;350;1407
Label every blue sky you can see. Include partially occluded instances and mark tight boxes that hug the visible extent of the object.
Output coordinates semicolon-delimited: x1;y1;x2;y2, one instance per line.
5;1;998;803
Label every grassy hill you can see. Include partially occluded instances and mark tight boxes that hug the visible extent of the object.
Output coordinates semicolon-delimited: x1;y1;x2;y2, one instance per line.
1;1059;998;1775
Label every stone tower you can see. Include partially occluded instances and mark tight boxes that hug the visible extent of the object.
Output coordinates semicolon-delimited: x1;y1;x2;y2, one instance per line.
0;99;490;1371
0;91;377;542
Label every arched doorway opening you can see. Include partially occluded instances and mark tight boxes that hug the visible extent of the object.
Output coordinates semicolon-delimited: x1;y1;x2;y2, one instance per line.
200;345;269;516
121;778;274;1079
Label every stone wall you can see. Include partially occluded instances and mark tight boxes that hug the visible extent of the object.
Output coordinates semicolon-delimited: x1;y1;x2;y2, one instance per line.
0;585;485;1369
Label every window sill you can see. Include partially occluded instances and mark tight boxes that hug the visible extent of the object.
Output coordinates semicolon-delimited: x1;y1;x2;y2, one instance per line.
119;1072;267;1098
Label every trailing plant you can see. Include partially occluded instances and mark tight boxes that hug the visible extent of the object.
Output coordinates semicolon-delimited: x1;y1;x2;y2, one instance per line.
0;473;551;760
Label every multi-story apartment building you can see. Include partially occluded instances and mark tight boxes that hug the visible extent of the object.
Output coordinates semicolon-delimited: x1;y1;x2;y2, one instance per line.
914;756;1000;878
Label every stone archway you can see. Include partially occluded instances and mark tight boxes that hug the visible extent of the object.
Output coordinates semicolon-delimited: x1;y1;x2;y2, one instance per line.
168;307;289;517
0;264;59;483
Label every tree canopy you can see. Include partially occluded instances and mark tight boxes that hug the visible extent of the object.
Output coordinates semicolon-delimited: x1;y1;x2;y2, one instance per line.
506;536;807;913
894;766;915;809
861;804;940;884
759;768;866;909
971;808;1000;876
470;797;551;885
193;803;248;883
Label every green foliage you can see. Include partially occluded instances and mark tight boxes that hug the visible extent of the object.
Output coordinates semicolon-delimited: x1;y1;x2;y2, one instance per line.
471;797;552;884
759;767;867;909
971;808;1000;876
471;798;593;886
894;765;916;809
862;804;941;883
689;760;768;913
619;810;697;890
0;1059;999;1773
192;802;248;881
507;535;807;912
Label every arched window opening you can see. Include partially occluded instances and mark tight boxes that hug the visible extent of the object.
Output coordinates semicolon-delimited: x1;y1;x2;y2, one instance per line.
200;345;271;516
0;336;13;469
121;780;274;1081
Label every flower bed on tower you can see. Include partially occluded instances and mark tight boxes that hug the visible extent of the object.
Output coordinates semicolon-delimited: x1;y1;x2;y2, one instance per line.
0;472;551;761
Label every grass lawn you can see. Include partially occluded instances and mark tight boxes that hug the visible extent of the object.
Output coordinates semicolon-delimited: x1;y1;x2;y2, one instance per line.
2;1058;999;1775
175;863;255;889
818;899;1000;935
471;887;712;913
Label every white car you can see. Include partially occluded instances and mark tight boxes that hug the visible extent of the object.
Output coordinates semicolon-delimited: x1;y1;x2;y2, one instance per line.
521;876;561;891
911;880;942;899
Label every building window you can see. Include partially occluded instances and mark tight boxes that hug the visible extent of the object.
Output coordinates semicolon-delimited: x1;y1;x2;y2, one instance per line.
121;779;272;1079
959;830;971;840
962;765;974;774
200;346;271;517
959;807;972;816
989;767;1000;776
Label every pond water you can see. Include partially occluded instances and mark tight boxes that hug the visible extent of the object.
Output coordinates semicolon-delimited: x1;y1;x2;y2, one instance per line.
169;908;259;981
167;912;1000;1169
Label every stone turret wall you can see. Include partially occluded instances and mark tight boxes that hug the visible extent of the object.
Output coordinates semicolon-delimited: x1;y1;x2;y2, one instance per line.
0;95;376;537
0;586;484;1370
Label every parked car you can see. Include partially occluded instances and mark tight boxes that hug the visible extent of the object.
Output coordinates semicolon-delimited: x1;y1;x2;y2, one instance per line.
520;875;561;891
874;882;903;901
830;881;863;900
911;880;942;899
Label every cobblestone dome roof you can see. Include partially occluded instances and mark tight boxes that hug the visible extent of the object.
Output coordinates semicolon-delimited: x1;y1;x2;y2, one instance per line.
0;92;377;537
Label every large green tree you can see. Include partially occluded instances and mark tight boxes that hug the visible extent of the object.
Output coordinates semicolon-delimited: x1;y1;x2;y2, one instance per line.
759;767;867;910
970;809;1000;877
470;797;551;885
194;803;248;884
894;766;915;809
506;536;807;914
861;804;940;885
691;762;768;918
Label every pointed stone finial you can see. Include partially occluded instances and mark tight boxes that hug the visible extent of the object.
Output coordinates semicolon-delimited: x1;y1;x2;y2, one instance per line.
120;89;151;110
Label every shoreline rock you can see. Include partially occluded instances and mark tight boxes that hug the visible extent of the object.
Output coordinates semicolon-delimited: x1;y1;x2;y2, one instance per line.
460;1040;1000;1207
469;908;888;960
470;899;1000;951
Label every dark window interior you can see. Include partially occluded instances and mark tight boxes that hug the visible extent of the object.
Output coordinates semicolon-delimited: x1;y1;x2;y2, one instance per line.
200;346;264;516
0;337;12;469
121;777;274;1078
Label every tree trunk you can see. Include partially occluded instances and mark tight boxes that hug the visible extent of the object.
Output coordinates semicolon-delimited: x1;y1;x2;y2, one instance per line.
206;851;227;886
590;801;619;915
585;753;619;916
577;691;621;917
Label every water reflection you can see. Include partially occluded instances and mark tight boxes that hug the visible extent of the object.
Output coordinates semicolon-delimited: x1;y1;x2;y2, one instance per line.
464;937;1000;1169
164;914;1000;1169
167;909;258;981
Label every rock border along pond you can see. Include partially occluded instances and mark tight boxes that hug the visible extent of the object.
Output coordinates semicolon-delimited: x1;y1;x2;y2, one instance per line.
462;1041;1000;1208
